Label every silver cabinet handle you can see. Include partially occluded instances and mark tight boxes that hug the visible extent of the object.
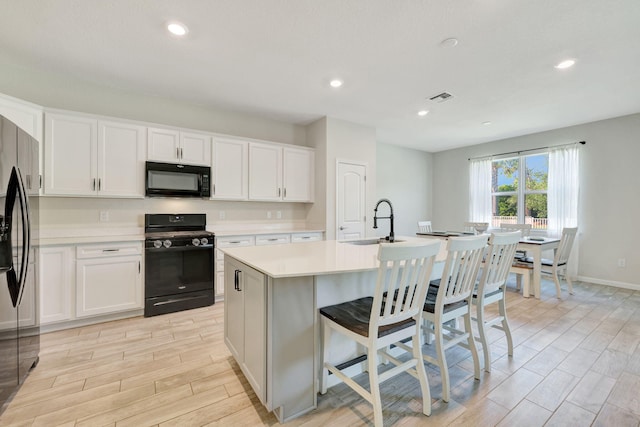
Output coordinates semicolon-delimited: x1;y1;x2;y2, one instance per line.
213;184;216;195
102;248;120;252
177;147;180;159
284;188;287;198
278;188;281;197
98;178;101;191
92;178;96;191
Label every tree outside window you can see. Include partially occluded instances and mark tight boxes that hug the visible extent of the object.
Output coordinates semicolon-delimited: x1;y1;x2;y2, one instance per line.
491;154;548;229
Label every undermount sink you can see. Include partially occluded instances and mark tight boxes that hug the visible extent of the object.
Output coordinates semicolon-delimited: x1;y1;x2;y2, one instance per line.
343;238;405;245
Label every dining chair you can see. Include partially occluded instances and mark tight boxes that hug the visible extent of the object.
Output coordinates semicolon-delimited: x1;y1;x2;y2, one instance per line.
319;240;441;426
472;231;521;372
417;220;433;233
517;227;578;298
499;223;532;259
408;234;488;403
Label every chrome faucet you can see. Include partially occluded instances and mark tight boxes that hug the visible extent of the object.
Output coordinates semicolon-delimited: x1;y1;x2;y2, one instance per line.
373;198;395;242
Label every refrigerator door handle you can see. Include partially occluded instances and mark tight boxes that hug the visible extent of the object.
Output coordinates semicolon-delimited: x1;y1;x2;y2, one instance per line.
3;167;31;307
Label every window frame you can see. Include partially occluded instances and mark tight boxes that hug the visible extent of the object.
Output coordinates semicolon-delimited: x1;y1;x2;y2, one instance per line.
491;152;549;230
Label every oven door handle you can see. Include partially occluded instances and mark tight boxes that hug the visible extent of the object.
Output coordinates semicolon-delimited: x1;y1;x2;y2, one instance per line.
234;269;242;291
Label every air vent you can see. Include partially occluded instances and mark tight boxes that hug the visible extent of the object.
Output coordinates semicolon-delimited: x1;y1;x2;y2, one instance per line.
429;92;453;103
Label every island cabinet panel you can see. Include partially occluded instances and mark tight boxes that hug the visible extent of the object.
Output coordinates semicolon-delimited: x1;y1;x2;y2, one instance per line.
224;257;266;405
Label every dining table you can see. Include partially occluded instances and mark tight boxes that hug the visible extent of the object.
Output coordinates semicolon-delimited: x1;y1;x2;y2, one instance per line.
514;236;561;298
416;232;561;299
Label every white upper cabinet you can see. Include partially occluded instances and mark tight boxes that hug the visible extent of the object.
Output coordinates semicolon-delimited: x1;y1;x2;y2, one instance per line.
283;147;314;202
211;137;248;200
97;120;146;197
0;93;43;142
248;142;314;202
249;142;283;201
147;127;211;166
44;112;145;197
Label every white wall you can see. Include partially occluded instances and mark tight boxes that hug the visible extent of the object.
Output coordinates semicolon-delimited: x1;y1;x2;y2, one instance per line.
376;143;433;237
432;113;640;288
325;118;377;240
0;61;313;230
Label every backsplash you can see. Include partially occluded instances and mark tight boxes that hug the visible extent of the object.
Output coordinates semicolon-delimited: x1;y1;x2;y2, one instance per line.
38;197;311;229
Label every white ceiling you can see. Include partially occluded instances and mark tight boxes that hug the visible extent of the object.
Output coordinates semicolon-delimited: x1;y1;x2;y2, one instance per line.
1;0;640;152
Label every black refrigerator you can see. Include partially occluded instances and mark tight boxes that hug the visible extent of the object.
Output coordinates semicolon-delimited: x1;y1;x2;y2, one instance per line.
0;115;39;414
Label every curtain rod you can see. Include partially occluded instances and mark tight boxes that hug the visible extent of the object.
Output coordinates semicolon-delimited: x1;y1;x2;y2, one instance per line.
468;140;586;161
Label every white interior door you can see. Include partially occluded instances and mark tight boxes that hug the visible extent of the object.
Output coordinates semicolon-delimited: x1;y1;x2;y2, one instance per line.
336;161;366;240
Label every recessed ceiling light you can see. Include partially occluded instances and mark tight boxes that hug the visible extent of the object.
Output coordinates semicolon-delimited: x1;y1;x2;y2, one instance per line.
440;38;459;48
329;79;343;88
167;22;189;36
418;110;429;117
482;121;492;126
554;59;575;69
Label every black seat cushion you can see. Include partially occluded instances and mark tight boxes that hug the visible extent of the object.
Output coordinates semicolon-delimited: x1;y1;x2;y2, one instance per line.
422;279;468;314
473;288;503;299
320;297;415;338
521;257;566;267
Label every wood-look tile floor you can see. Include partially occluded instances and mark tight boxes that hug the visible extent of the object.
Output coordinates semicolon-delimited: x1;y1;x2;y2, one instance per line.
2;278;640;426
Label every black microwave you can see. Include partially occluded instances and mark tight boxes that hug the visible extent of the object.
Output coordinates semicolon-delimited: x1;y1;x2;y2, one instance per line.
145;161;211;198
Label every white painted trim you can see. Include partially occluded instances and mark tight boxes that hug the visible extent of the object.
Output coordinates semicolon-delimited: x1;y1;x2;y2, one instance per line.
576;276;640;292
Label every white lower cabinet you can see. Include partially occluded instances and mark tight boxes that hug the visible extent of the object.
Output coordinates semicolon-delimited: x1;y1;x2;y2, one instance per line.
39;246;74;324
224;257;266;405
39;241;143;327
76;243;143;317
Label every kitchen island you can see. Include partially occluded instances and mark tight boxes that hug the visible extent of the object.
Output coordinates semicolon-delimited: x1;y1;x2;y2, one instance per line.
220;237;446;423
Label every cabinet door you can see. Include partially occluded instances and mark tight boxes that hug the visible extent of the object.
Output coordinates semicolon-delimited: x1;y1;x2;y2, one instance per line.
39;246;74;325
212;137;248;200
241;264;266;404
249;142;282;201
283;148;314;202
97;120;146;198
44;113;97;196
180;131;211;166
147;127;180;163
224;258;245;362
17;128;40;196
76;256;142;317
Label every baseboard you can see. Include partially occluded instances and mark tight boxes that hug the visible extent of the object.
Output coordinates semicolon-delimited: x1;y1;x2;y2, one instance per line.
576;276;640;292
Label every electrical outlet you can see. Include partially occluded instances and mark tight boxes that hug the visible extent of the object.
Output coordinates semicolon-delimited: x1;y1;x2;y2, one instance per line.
267;211;272;219
618;258;626;268
219;211;226;220
99;211;109;222
276;211;282;219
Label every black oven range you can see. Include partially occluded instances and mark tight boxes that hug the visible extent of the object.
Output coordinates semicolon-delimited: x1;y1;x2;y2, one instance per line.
144;213;215;317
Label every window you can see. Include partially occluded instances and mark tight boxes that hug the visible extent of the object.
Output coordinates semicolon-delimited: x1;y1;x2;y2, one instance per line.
491;153;548;230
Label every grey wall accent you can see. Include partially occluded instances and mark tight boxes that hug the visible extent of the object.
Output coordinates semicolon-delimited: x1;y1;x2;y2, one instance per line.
376;143;433;237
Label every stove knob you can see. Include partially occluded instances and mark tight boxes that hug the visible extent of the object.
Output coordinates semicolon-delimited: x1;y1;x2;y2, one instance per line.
163;240;172;248
192;238;200;246
153;240;162;249
200;237;208;246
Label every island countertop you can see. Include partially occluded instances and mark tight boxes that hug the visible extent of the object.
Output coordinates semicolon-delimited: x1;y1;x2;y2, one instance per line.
219;236;447;278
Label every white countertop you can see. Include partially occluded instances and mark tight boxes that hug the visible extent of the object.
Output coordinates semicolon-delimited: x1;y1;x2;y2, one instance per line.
220;236;447;278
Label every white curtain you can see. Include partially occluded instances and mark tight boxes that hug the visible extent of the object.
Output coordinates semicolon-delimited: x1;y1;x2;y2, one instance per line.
548;145;580;276
469;158;492;224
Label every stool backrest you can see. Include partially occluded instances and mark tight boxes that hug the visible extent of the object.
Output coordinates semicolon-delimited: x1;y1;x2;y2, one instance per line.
370;241;441;335
417;221;433;233
437;235;489;306
478;231;521;295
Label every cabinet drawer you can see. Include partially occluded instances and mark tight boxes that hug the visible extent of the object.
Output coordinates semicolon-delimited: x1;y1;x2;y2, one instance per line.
216;235;256;248
255;234;291;246
291;232;323;243
76;242;142;259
